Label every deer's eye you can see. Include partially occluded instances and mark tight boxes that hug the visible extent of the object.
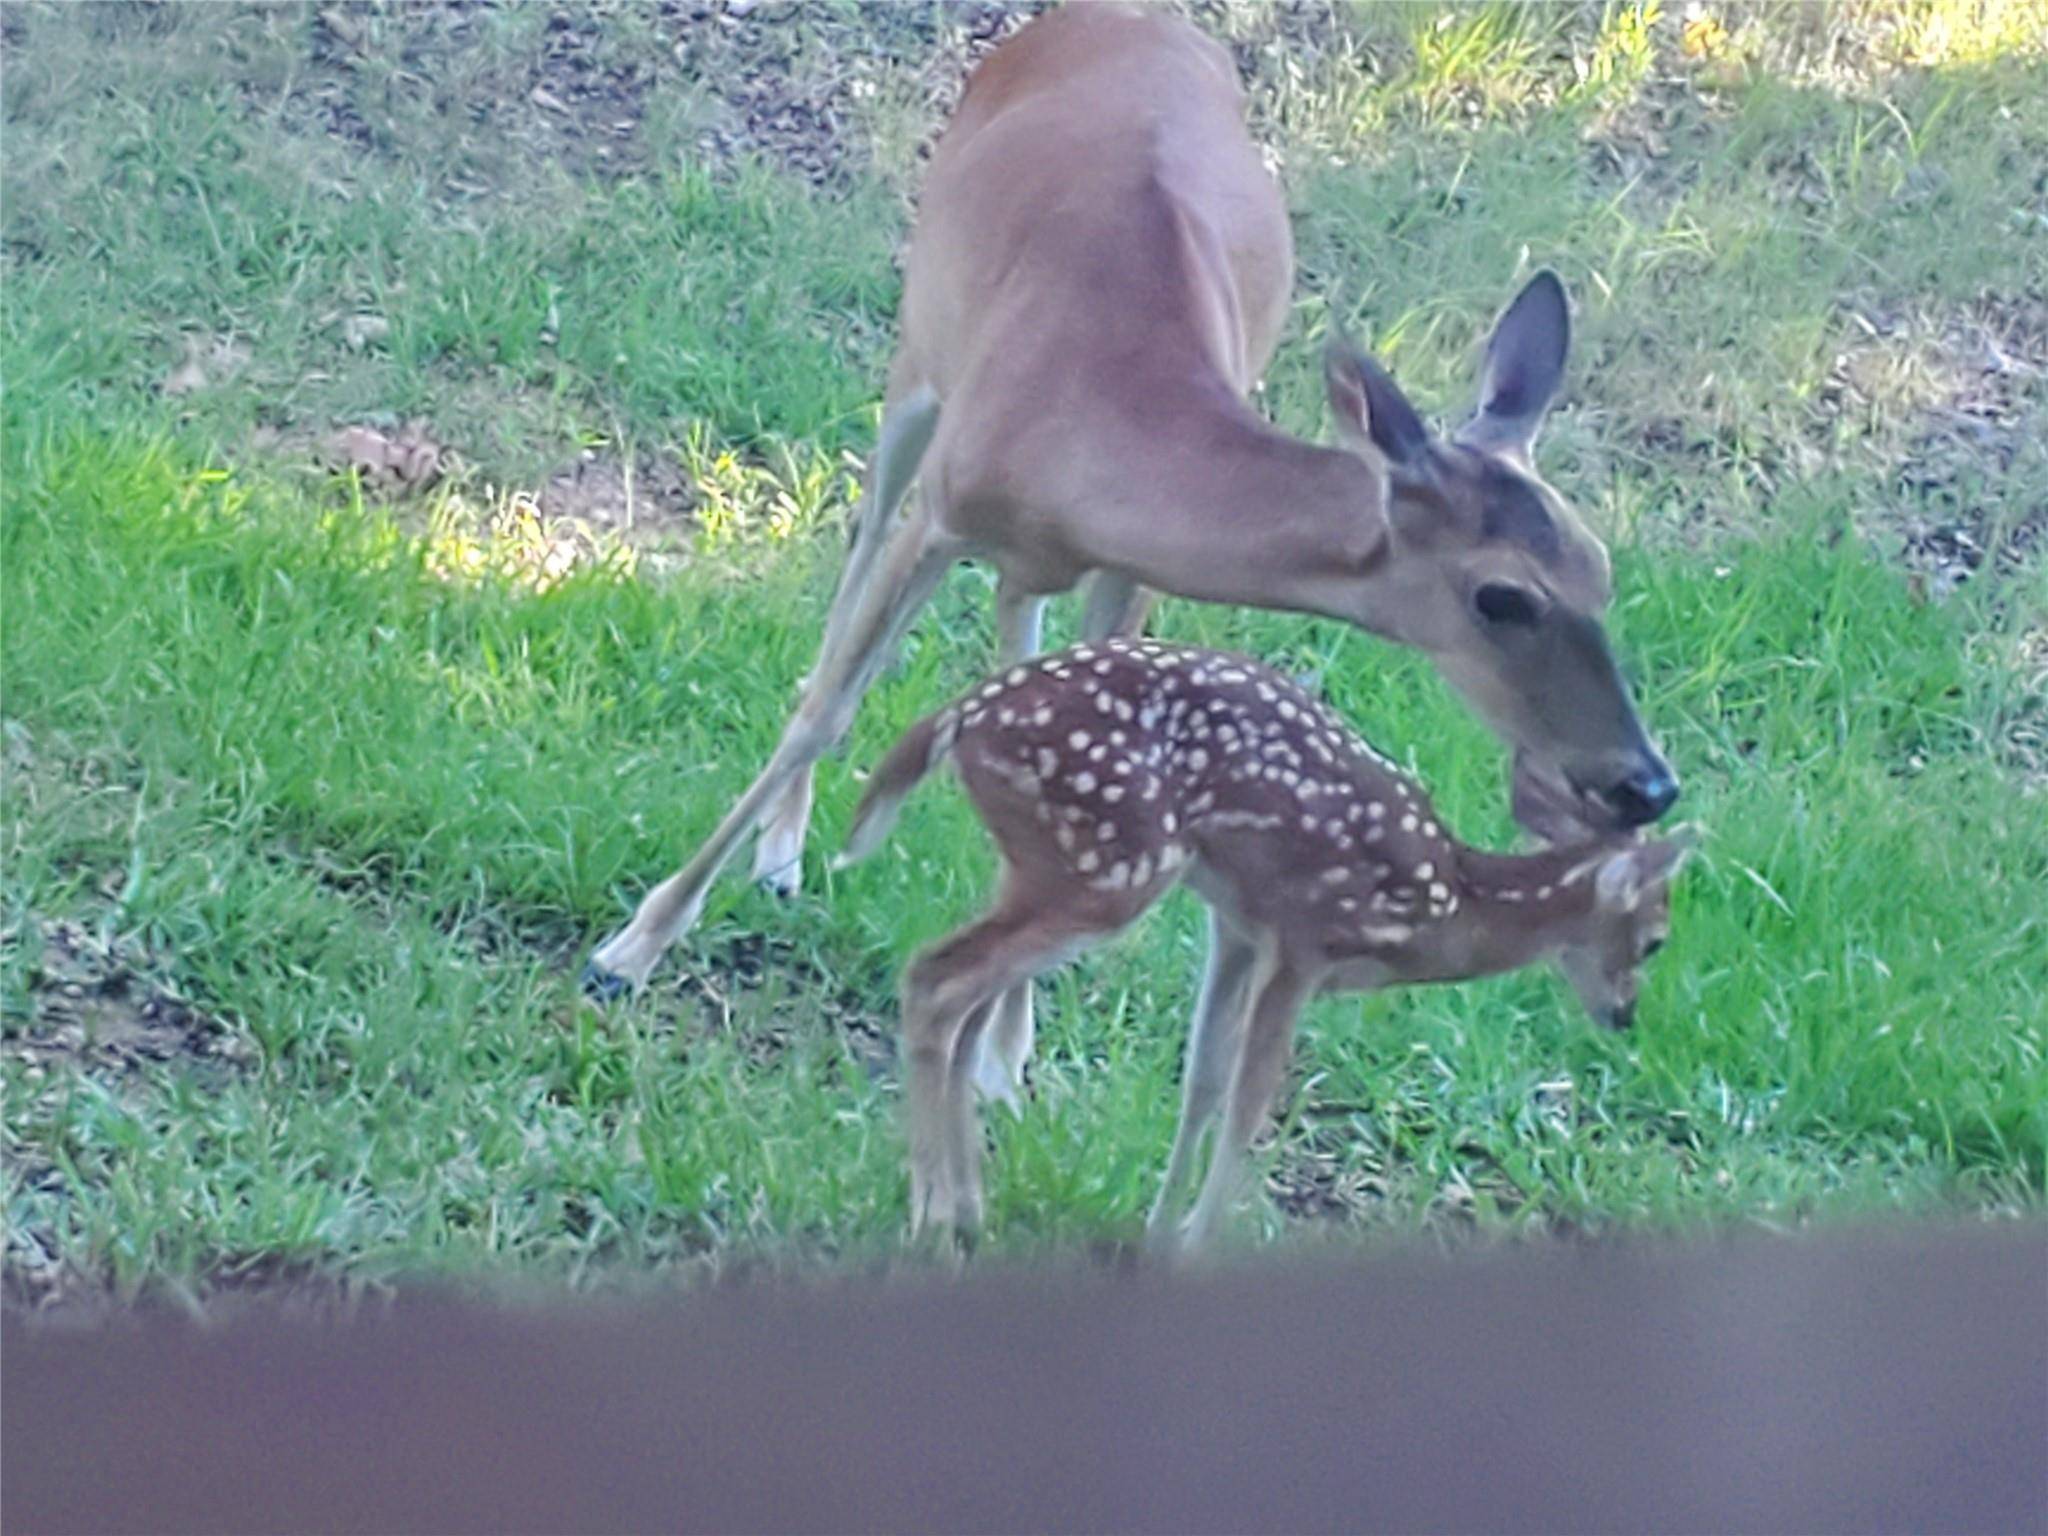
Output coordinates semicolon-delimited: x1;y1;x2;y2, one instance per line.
1641;936;1666;959
1474;582;1542;627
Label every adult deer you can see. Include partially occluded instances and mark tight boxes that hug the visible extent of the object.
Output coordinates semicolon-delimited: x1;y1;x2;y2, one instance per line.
840;637;1691;1247
586;3;1676;999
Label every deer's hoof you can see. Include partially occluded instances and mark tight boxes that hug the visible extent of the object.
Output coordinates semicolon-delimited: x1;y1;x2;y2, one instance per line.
579;960;632;1005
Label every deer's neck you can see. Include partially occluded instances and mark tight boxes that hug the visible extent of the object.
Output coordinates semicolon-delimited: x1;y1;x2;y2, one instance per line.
1080;369;1399;631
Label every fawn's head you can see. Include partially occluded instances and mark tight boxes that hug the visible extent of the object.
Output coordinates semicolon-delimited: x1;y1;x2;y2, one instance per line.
1551;834;1692;1030
1325;271;1678;836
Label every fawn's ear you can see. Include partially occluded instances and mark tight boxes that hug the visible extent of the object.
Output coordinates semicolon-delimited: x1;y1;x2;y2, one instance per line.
1595;835;1694;911
1593;850;1643;912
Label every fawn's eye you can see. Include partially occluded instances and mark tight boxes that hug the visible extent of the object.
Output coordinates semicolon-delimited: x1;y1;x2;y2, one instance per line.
1474;582;1542;627
1641;936;1666;959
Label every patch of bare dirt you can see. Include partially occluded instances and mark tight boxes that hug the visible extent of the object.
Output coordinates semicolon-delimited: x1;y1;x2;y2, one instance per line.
1580;73;1720;206
2;904;256;1315
159;332;255;399
1267;1122;1391;1224
1821;288;2048;594
280;420;698;577
535;448;696;550
2;918;254;1082
642;929;897;1085
304;2;660;183
666;0;1043;193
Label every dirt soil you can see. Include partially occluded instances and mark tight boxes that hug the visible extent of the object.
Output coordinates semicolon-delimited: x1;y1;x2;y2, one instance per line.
2;912;257;1312
3;918;250;1080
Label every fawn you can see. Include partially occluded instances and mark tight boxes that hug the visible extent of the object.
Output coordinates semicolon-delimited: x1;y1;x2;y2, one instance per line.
840;638;1690;1250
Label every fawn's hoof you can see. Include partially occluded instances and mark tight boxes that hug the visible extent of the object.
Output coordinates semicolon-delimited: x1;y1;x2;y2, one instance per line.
756;865;802;900
579;960;632;1005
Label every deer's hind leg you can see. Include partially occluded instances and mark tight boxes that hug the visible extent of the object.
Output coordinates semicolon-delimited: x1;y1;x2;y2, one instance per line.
751;380;941;898
961;572;1056;1110
588;493;959;996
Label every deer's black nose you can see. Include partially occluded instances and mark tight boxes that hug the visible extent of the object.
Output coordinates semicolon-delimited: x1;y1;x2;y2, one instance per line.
1607;766;1679;827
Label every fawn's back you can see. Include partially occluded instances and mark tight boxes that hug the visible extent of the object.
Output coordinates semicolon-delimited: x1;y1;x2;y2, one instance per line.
940;639;1461;937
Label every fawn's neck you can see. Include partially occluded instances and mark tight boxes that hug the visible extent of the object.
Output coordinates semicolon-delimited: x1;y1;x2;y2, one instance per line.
1388;841;1618;981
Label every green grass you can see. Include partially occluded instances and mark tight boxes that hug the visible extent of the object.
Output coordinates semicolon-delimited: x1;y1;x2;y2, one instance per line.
3;1;2044;1300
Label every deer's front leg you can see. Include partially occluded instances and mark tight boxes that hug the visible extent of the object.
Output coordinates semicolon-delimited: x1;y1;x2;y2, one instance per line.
1149;912;1260;1241
1177;943;1313;1255
970;984;1033;1114
753;383;940;899
1079;569;1154;643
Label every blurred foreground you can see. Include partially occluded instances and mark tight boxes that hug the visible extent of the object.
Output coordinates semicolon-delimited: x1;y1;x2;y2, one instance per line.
6;1222;2042;1535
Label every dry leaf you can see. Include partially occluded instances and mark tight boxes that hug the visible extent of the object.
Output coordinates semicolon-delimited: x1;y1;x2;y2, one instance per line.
342;313;391;350
323;421;446;496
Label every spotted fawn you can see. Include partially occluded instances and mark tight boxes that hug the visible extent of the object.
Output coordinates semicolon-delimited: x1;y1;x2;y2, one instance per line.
841;637;1689;1249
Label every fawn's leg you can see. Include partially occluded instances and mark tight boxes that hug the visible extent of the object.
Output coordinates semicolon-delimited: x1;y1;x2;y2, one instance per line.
752;381;941;897
1147;911;1261;1239
903;894;1104;1236
1078;570;1154;643
1178;944;1315;1254
589;509;960;994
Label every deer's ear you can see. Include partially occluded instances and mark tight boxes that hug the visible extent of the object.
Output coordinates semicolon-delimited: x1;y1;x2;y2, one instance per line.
1326;331;1432;473
1456;268;1570;461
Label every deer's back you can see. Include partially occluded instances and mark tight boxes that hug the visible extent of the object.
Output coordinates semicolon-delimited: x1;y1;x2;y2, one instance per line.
899;4;1292;407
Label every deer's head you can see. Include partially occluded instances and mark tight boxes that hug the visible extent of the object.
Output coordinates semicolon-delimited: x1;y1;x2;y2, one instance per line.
1551;834;1691;1030
1326;271;1678;835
